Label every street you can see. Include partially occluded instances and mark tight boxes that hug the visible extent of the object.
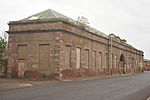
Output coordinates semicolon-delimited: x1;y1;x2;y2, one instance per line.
0;73;150;100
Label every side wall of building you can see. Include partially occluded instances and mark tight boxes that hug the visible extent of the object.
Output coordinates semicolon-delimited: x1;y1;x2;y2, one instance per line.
58;22;144;79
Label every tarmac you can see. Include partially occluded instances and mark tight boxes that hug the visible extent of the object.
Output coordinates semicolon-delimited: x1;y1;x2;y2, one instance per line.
0;72;147;91
1;72;150;100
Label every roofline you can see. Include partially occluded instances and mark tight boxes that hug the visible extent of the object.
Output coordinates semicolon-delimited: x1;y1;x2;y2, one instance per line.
8;18;69;25
8;18;109;40
8;18;143;53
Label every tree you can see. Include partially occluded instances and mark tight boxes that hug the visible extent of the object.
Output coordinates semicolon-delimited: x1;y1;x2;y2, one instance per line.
0;37;7;52
0;32;8;67
77;16;89;26
76;16;90;30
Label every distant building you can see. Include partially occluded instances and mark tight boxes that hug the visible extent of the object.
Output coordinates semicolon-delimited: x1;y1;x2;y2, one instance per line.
7;9;144;79
144;59;150;71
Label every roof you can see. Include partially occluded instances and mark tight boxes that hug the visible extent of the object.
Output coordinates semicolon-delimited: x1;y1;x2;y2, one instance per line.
21;9;72;21
21;9;108;38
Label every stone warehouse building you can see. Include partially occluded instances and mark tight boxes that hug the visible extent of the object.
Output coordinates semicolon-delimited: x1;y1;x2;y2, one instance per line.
7;9;144;79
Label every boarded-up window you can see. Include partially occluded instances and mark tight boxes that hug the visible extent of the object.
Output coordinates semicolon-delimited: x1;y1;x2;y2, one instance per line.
65;45;71;68
92;51;96;68
18;45;27;60
98;52;102;68
39;44;50;69
85;49;89;68
76;48;81;69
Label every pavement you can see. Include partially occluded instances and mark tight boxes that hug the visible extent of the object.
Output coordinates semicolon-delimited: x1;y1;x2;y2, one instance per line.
0;78;54;91
0;72;150;100
0;73;140;91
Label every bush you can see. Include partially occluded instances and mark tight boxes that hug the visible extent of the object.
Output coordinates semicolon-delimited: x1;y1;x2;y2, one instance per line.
0;35;8;77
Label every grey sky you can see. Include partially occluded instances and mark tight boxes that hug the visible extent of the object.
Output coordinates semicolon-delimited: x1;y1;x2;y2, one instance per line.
0;0;149;59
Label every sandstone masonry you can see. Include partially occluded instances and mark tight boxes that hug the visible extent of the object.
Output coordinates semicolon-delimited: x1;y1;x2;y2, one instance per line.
7;9;144;79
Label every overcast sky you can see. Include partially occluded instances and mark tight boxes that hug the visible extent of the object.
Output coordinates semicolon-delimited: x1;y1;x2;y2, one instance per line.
0;0;150;59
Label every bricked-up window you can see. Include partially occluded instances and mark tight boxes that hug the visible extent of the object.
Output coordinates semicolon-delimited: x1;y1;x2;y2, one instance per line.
85;49;89;68
137;56;140;66
17;45;27;60
65;45;71;68
92;51;96;68
129;57;132;68
113;55;117;68
105;53;108;68
39;44;50;69
135;57;137;68
76;48;81;69
98;52;102;69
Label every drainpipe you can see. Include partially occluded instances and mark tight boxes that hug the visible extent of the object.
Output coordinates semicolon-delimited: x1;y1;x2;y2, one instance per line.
109;34;114;76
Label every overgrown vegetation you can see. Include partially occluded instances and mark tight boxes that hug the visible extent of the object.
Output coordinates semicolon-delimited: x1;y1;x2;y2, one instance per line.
0;32;8;77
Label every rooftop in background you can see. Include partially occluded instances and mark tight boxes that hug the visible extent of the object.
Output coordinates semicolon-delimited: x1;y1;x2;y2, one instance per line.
144;59;150;61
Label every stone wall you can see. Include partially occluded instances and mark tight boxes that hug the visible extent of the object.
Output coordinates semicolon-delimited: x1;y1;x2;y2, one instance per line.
7;19;144;79
59;22;143;79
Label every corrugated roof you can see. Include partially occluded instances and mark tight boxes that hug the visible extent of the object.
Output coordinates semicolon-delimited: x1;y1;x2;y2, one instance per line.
21;9;108;38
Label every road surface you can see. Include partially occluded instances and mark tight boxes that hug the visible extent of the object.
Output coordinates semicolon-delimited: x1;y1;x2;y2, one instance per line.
1;73;150;100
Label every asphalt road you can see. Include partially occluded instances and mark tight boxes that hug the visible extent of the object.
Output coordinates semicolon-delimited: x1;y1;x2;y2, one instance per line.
1;73;150;100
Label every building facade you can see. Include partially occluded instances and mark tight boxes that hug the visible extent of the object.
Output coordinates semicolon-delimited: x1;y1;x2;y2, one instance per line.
7;9;144;79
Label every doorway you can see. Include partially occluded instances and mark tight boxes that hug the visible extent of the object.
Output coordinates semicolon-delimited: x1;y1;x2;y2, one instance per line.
120;54;126;74
18;60;25;77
